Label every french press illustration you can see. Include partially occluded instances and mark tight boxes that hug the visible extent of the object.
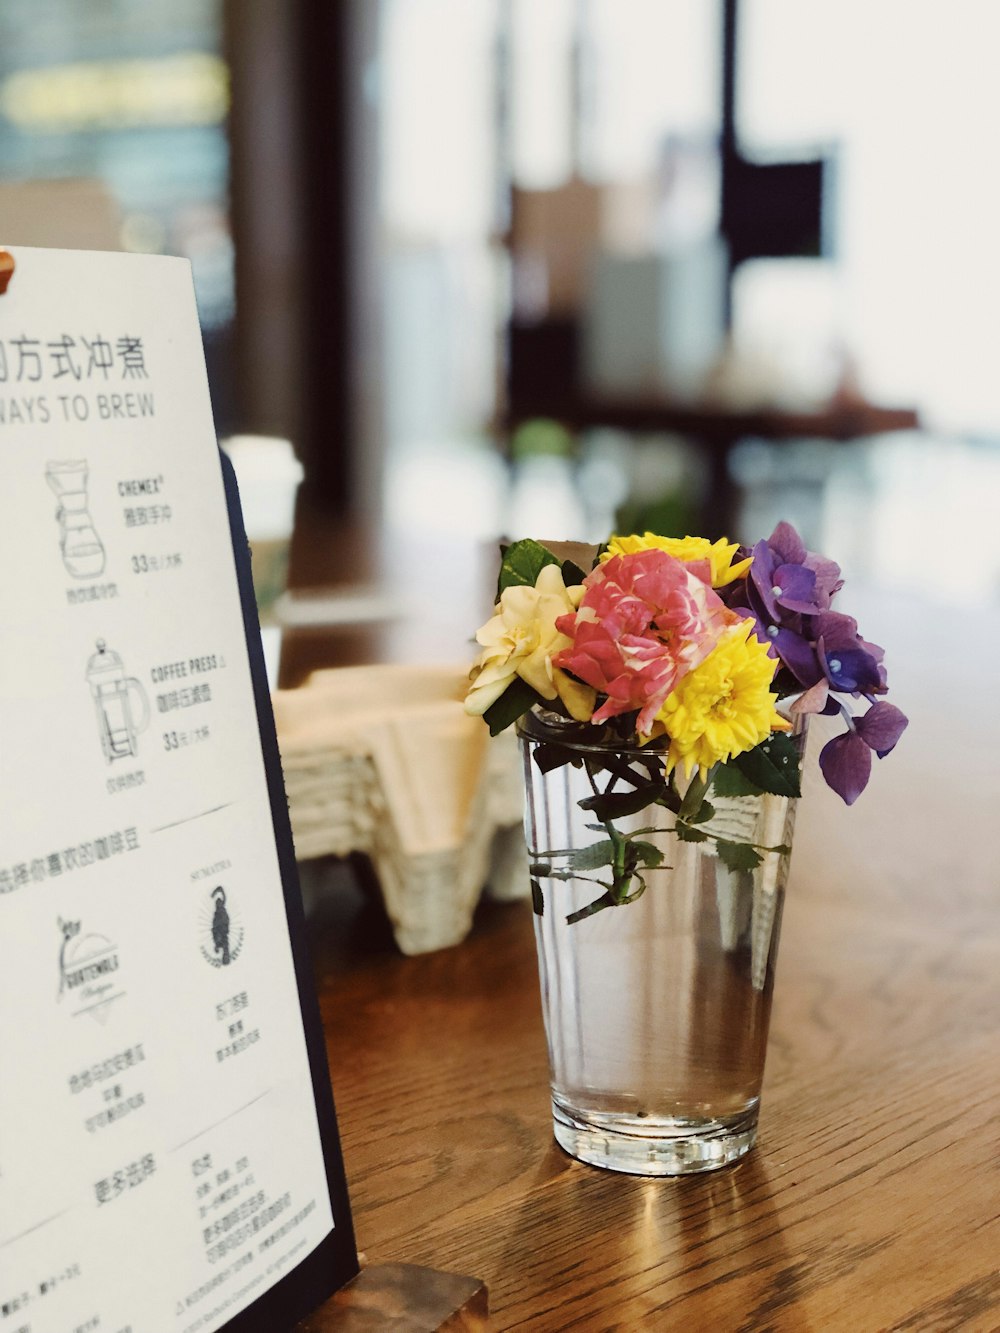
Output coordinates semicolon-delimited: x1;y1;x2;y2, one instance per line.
86;639;149;763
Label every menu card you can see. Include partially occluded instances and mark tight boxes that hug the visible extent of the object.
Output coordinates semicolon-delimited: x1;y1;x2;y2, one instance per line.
0;248;356;1332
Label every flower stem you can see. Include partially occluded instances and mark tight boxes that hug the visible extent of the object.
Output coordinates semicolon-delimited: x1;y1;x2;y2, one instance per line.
585;757;638;905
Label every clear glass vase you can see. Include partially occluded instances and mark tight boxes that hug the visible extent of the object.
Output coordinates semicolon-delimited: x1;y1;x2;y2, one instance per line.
518;710;798;1176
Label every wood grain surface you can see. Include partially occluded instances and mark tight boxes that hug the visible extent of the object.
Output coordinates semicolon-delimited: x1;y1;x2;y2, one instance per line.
295;580;998;1331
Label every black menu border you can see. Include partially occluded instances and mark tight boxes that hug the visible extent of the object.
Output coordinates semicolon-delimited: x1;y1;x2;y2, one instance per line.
217;450;358;1331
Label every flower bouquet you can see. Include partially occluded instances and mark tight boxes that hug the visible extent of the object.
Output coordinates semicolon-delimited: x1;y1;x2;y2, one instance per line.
464;526;906;1174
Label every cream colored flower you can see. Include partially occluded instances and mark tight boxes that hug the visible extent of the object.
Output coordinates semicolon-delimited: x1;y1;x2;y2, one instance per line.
465;564;595;720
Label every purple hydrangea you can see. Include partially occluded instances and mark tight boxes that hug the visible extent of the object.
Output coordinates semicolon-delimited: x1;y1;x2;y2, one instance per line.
724;521;907;804
818;701;909;805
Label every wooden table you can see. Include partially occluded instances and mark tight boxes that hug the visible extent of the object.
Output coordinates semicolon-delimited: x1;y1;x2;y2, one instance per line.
293;590;1000;1330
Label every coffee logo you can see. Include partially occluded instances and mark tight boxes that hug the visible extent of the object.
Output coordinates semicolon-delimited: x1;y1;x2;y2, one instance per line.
58;916;124;1023
199;885;244;968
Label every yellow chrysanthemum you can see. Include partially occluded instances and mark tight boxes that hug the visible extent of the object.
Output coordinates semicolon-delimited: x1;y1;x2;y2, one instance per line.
602;532;752;588
654;621;790;777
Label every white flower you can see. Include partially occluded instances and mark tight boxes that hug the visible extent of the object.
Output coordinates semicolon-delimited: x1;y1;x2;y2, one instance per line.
464;564;595;720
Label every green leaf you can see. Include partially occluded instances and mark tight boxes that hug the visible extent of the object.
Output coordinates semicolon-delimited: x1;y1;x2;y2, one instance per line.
732;733;802;798
482;677;545;737
675;822;709;843
530;877;544;915
716;839;764;872
584;752;651;787
532;742;580;774
711;762;765;797
497;538;559;595
578;787;660;821
630;840;664;869
560;558;588;585
688;799;716;825
569;840;616;871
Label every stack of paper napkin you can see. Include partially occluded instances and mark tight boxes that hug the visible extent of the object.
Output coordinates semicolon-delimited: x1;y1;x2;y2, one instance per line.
272;664;526;954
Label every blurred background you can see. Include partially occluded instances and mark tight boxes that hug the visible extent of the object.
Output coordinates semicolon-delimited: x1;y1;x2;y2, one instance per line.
3;0;1000;679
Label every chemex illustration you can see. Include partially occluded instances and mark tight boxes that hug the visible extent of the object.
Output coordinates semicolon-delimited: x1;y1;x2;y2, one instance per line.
86;639;149;763
200;885;244;968
46;459;106;578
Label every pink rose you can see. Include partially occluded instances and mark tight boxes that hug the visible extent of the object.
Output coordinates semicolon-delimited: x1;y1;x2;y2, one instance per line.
554;549;736;733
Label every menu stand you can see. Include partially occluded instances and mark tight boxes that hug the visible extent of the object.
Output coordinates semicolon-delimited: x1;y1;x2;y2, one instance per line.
296;1262;488;1331
0;244;489;1333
